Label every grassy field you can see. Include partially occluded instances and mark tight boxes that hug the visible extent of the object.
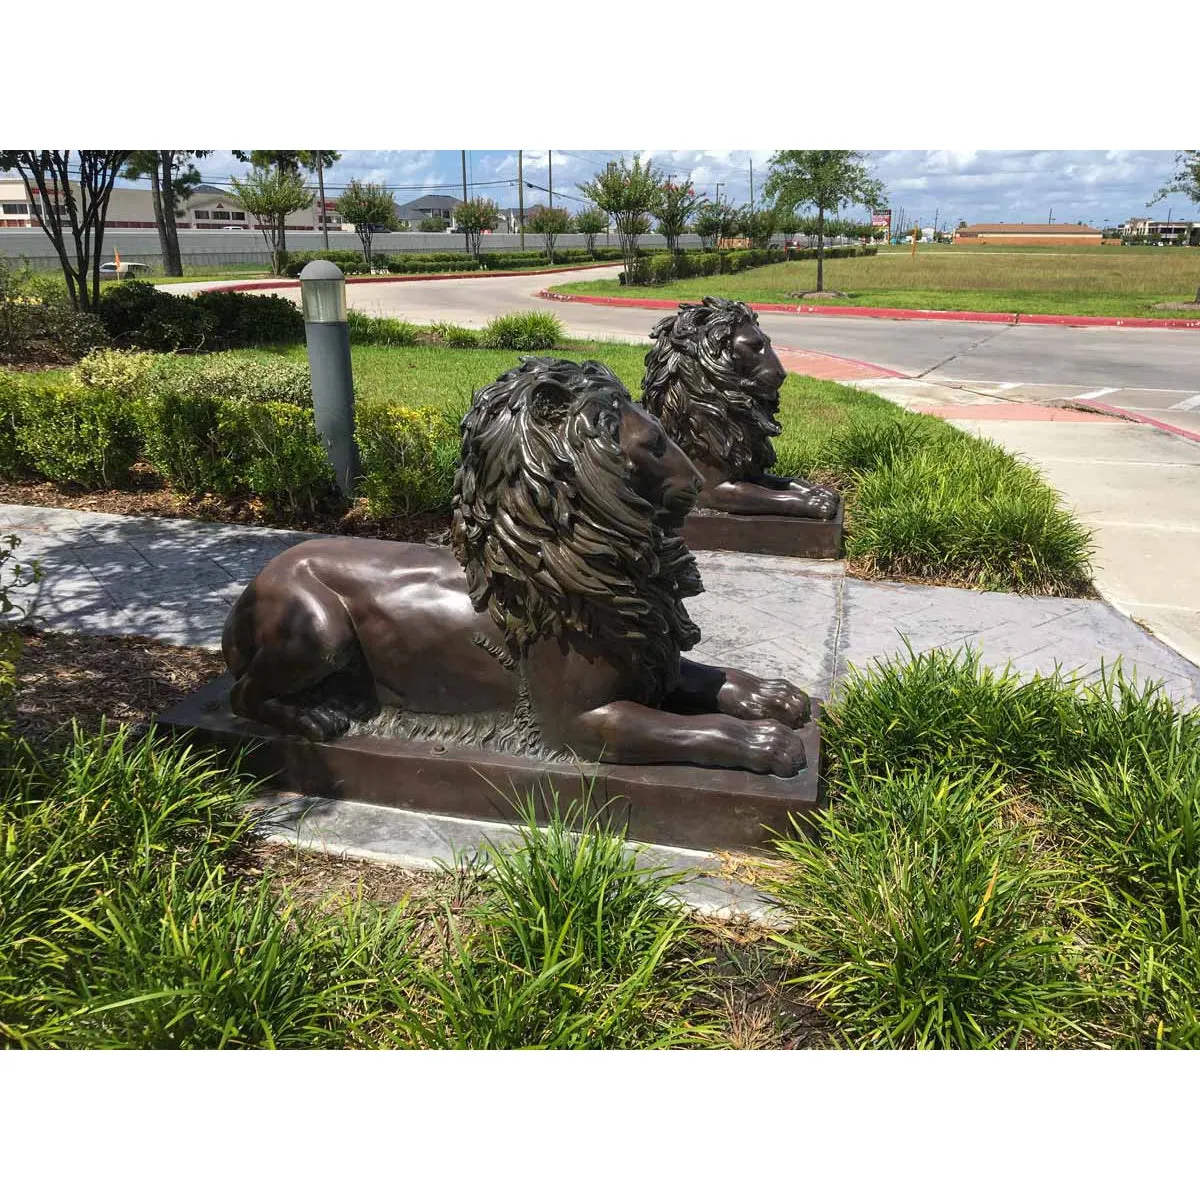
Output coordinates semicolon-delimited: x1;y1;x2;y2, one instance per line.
549;243;1200;317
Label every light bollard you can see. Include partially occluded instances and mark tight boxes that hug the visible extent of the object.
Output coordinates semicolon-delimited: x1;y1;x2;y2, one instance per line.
299;260;358;494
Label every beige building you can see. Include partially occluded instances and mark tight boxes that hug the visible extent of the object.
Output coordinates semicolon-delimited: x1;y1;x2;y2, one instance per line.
0;175;322;231
953;222;1103;246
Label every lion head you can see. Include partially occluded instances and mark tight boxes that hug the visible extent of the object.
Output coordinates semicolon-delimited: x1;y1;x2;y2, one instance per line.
451;357;705;704
641;296;788;481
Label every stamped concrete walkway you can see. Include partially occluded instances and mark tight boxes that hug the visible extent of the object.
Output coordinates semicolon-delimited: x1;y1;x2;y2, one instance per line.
6;501;1199;707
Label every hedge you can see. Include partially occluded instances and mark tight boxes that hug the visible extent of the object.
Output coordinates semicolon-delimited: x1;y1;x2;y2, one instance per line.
98;281;303;351
356;400;460;517
283;246;632;277
625;244;879;285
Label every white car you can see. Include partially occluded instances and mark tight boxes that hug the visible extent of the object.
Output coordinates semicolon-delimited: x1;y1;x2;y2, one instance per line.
99;261;149;279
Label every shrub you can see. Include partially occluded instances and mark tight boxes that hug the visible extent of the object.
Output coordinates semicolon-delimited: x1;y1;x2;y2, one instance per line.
429;322;480;348
192;290;304;348
131;391;232;495
216;399;334;514
0;372;26;478
356;400;460;517
480;311;563;351
347;310;418;347
98;281;214;352
13;377;140;488
98;282;303;352
0;261;108;364
282;250;369;278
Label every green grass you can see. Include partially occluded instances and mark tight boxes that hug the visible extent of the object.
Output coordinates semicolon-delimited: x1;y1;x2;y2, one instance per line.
550;243;1200;317
0;726;706;1049
766;646;1200;1049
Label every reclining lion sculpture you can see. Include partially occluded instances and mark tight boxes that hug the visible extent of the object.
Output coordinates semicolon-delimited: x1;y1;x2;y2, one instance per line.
641;296;840;520
222;357;812;776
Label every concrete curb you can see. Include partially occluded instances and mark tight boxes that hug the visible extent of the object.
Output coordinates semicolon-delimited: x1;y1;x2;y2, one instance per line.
536;289;1200;330
207;261;621;294
1064;398;1200;445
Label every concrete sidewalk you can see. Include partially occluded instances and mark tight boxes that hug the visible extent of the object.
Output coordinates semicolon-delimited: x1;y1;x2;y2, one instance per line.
859;378;1200;668
5;501;1199;706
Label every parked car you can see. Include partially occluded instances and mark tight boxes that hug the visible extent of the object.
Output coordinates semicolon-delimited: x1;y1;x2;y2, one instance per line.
99;261;149;279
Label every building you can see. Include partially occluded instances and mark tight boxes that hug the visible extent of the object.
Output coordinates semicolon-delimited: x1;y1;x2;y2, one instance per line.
0;175;323;232
953;222;1103;246
395;193;463;228
1121;217;1198;244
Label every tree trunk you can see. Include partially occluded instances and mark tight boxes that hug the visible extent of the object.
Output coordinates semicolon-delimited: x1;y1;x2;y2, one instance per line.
159;151;184;277
816;206;825;293
148;161;170;268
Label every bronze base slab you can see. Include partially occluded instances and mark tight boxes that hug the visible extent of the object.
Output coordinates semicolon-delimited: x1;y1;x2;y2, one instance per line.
158;676;825;854
682;507;843;558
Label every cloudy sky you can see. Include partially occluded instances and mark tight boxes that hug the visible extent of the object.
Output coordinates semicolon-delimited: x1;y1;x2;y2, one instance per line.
185;149;1196;230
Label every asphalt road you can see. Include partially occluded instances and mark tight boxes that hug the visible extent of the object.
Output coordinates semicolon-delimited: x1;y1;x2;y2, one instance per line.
165;267;1200;421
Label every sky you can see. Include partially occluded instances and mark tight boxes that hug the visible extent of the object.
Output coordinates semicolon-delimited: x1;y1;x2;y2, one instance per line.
176;150;1197;231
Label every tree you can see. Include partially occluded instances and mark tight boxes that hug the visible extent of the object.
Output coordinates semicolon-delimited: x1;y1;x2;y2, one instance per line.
232;151;340;256
738;205;777;249
0;150;131;312
574;205;607;257
123;150;209;278
419;216;448;233
526;204;572;263
578;155;663;282
1151;151;1200;300
764;151;886;292
652;179;700;255
775;203;801;255
335;179;397;268
454;197;500;261
692;198;739;251
227;167;311;275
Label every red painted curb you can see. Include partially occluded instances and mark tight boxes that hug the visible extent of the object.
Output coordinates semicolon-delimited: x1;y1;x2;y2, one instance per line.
538;289;1200;329
776;347;906;380
1064;398;1200;445
206;261;620;294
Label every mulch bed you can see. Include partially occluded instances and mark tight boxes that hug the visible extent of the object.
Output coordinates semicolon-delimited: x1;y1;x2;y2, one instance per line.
9;625;226;742
0;469;451;544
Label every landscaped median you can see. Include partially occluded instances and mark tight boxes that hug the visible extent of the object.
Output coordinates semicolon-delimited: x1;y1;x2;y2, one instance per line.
544;243;1200;326
0;318;1095;596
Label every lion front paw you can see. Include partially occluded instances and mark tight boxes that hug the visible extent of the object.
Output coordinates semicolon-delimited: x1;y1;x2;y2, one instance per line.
788;483;840;520
723;677;811;728
737;720;807;777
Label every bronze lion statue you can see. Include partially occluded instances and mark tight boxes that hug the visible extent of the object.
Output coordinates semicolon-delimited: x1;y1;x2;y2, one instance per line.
641;296;840;519
222;357;811;776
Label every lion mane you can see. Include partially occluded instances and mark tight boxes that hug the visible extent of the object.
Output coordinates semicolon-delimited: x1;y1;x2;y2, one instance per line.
451;357;702;706
641;296;781;480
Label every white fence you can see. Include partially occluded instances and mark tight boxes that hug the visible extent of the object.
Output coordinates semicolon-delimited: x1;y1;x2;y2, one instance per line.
0;227;840;272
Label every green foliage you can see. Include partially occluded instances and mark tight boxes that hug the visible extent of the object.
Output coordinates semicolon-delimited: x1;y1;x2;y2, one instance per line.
0;373;24;477
0;261;109;364
97;282;302;351
579;155;664;279
282;250;370;277
429;322;480;348
12;377;139;487
387;797;705;1049
355;400;461;518
227;166;312;275
628;246;795;285
738;205;777;249
692;198;740;250
574;205;608;255
479;310;563;350
454;197;501;260
336;178;398;266
773;646;1200;1048
346;310;418;346
525;204;572;263
132;390;231;494
216;399;334;514
652;180;700;254
418;216;449;232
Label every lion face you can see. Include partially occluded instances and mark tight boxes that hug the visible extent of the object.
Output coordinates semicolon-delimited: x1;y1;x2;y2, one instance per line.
619;398;703;524
641;297;788;481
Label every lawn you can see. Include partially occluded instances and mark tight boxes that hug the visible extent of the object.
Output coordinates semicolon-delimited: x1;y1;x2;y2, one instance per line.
549;243;1200;317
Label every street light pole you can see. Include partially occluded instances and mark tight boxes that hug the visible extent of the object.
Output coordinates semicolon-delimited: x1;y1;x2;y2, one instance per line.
461;150;469;255
316;153;329;251
518;149;525;250
548;151;553;210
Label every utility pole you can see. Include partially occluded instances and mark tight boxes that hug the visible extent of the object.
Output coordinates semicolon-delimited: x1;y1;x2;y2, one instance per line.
316;153;329;250
749;157;754;212
461;150;469;254
518;149;525;250
1048;207;1053;224
548;150;553;210
932;206;939;241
